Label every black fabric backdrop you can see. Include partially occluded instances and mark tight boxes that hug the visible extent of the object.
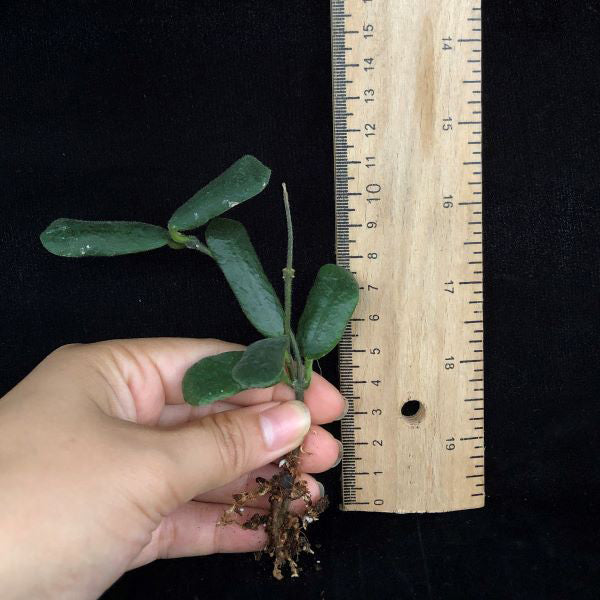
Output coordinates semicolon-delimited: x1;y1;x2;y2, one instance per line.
1;2;598;599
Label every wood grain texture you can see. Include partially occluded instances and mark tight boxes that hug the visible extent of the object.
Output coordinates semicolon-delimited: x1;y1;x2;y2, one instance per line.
332;0;484;513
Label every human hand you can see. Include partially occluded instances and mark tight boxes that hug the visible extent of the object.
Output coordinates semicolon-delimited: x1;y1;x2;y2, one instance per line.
0;338;345;599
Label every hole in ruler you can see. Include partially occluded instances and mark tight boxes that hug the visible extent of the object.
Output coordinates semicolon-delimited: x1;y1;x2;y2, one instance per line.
401;400;424;421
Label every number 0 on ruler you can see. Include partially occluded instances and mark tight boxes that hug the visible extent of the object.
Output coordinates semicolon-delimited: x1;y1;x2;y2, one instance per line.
332;1;484;513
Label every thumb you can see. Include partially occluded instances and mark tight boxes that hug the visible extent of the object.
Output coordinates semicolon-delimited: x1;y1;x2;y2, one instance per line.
156;399;311;506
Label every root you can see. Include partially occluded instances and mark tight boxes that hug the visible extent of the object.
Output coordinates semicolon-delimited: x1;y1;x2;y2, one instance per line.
218;447;329;579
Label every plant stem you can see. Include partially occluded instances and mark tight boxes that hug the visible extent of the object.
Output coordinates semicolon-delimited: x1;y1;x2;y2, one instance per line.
289;330;303;375
184;237;213;257
282;183;293;345
168;226;213;257
281;183;305;390
267;185;311;578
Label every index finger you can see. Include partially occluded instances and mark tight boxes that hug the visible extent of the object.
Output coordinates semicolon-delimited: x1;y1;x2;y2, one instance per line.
90;337;346;425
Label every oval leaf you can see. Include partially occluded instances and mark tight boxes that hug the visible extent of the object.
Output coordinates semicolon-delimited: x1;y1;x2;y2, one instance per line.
168;155;271;232
182;351;245;405
232;336;288;388
297;264;359;359
206;218;285;337
40;219;170;257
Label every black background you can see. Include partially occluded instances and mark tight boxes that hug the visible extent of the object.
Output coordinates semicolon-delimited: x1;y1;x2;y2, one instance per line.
1;1;598;599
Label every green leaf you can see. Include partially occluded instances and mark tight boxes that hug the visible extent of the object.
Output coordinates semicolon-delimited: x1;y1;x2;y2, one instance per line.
206;218;285;337
168;155;271;232
232;336;288;388
40;219;170;257
182;351;245;405
297;264;359;359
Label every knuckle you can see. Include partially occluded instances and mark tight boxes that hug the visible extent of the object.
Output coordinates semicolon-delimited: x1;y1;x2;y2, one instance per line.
47;342;83;359
208;410;248;474
55;342;81;352
41;343;89;373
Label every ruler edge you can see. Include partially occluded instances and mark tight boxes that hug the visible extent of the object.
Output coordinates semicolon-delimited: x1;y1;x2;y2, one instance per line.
330;0;360;510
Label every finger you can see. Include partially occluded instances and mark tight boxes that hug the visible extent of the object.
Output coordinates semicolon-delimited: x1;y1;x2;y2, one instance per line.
155;399;312;510
85;338;346;426
231;375;347;425
84;337;242;423
284;426;342;474
130;502;268;569
195;464;324;512
156;374;347;427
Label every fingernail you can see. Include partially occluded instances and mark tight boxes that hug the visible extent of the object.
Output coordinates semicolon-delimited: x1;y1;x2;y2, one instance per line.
336;397;349;421
332;440;343;468
259;400;311;451
317;481;325;498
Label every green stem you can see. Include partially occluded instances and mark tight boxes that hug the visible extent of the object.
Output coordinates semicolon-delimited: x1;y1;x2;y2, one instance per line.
289;330;303;374
293;385;304;402
184;237;213;257
282;183;294;347
168;226;213;257
281;183;305;395
303;358;313;389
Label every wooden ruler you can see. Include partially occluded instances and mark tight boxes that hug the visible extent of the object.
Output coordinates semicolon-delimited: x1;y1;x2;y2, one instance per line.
332;0;484;513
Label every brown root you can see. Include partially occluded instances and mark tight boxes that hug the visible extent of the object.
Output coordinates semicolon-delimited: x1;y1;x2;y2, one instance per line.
218;447;329;579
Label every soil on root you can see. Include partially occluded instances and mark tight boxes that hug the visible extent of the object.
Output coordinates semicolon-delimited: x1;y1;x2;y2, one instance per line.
218;446;329;579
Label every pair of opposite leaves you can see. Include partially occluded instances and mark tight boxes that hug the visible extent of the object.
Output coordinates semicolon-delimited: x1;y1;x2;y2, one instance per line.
40;155;359;405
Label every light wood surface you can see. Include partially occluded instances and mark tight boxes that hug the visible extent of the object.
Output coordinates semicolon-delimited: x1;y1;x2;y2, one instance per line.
332;0;484;512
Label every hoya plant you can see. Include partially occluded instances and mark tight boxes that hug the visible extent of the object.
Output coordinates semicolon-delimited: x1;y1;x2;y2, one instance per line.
40;155;358;579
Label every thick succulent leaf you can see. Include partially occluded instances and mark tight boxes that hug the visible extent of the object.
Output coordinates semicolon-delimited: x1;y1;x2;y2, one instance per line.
182;351;245;405
40;219;170;257
206;218;285;337
168;155;271;232
297;264;359;359
232;336;288;388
